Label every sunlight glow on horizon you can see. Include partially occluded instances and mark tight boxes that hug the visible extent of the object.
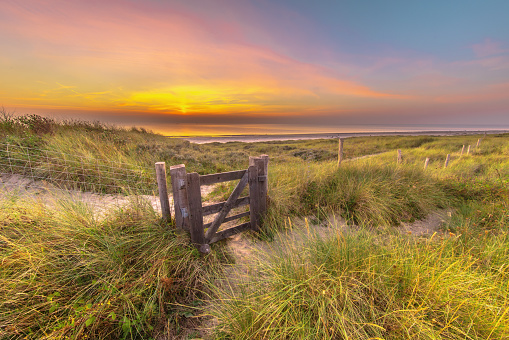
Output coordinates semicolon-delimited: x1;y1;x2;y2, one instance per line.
0;0;508;132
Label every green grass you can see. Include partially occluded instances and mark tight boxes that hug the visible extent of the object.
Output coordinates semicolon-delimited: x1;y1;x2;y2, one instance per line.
213;227;509;339
0;194;229;339
2;112;509;338
211;131;509;339
300;161;450;226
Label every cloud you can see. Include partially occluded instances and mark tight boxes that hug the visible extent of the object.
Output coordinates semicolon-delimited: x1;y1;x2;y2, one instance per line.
434;82;509;104
0;0;401;117
1;0;508;131
471;38;508;58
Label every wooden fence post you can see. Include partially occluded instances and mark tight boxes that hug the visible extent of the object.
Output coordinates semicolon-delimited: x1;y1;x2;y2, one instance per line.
476;138;481;148
397;149;402;164
260;155;269;216
170;164;189;230
155;162;171;221
424;157;429;169
186;172;209;253
249;156;266;231
460;145;465;155
337;138;344;166
467;145;471;155
444;154;450;168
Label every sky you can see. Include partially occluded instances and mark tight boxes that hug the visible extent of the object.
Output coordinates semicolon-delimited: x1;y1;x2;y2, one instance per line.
1;0;509;135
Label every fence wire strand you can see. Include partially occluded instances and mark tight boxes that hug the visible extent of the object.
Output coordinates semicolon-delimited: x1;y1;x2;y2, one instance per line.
0;142;165;214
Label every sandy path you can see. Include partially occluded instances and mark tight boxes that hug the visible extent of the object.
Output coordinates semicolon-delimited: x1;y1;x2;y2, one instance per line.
0;173;216;218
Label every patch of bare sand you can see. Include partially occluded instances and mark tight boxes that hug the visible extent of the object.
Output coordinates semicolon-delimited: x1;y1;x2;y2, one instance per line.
0;173;216;218
399;210;451;237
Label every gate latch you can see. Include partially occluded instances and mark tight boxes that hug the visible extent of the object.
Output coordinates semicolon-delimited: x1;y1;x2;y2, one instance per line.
258;175;267;182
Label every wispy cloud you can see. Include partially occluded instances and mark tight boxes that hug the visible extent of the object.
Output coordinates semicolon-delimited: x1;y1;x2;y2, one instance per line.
471;38;508;58
0;0;401;117
1;0;508;130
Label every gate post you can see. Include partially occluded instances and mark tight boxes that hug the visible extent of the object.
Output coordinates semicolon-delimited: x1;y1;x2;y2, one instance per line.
249;155;269;231
170;164;189;230
155;162;171;222
186;172;209;253
260;155;269;215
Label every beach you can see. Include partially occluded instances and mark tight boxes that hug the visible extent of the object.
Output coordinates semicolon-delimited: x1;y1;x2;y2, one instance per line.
181;129;508;144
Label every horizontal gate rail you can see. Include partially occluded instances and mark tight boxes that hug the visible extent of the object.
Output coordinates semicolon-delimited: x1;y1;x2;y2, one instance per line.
203;211;250;229
199;169;247;186
209;222;251;244
202;196;250;216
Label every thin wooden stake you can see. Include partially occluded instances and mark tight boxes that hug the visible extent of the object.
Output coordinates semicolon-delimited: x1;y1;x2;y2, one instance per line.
155;162;171;221
424;157;429;169
444;154;450;168
397;149;402;164
476;138;481;148
338;138;344;166
460;145;465;155
467;145;471;155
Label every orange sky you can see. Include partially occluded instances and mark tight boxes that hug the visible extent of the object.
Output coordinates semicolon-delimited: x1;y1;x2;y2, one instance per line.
1;0;508;135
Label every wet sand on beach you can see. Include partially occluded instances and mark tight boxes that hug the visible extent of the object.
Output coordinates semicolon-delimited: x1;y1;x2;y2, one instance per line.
181;130;507;144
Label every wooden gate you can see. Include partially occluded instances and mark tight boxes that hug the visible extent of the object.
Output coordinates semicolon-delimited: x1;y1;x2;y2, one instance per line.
170;155;268;253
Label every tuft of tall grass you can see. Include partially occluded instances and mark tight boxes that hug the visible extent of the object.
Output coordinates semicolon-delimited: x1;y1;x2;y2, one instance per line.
213;226;509;339
299;161;450;227
0;194;227;339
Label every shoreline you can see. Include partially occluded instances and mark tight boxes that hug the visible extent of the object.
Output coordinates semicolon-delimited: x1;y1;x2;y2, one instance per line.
179;129;508;144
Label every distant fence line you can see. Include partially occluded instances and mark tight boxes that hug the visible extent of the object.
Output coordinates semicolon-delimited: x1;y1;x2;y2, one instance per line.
0;142;157;196
1;136;484;195
336;137;483;169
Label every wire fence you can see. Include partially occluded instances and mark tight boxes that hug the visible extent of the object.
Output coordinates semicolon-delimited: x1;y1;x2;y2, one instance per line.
0;142;163;213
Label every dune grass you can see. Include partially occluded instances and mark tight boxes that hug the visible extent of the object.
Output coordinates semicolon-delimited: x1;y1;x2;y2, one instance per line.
213;225;509;339
212;133;509;339
2;112;509;338
0;194;228;339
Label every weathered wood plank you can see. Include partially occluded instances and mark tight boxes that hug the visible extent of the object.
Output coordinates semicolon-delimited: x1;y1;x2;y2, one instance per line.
199;169;246;186
204;171;249;241
155;162;171;221
259;155;269;217
186;172;205;245
209;222;251;244
248;161;261;231
203;211;250;229
202;196;249;216
169;164;189;230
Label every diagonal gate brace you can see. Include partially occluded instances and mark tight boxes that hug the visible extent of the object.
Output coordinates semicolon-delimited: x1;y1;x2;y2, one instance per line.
204;171;249;242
